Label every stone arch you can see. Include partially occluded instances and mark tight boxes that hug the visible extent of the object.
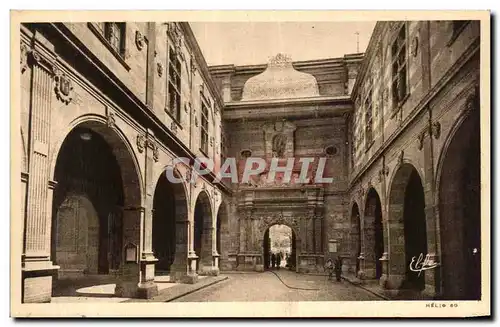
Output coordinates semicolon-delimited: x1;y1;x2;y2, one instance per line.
49;114;144;207
363;187;384;280
262;223;298;271
216;199;230;270
436;97;480;300
152;167;189;281
349;202;362;275
193;189;216;274
51;120;142;291
388;162;428;291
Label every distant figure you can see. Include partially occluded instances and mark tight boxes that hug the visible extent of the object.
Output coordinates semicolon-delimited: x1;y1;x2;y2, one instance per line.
334;256;343;282
285;253;289;267
271;252;276;269
276;252;282;270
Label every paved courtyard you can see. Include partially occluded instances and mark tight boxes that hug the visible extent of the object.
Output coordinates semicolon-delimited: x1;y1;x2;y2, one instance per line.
172;270;382;302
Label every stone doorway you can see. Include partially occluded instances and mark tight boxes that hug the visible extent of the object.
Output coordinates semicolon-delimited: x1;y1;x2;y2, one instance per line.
50;122;142;298
389;163;428;291
364;188;384;280
194;190;216;275
439;103;481;300
263;224;296;271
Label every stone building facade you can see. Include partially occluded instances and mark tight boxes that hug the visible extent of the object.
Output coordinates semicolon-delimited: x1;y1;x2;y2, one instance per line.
210;53;363;273
18;20;482;303
20;22;229;303
346;21;481;300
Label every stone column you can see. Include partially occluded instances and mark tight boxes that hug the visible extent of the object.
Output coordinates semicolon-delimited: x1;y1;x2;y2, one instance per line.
314;215;322;254
115;207;143;298
423;118;439;297
22;36;59;303
306;214;314;253
137;130;158;298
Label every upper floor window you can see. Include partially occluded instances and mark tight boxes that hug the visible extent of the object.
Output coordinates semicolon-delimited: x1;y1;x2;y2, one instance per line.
168;47;182;122
94;22;126;57
220;128;227;164
200;100;209;155
448;21;470;46
452;21;468;35
364;79;373;146
391;24;408;110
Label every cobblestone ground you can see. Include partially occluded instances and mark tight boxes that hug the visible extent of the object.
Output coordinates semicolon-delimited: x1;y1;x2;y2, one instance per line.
172;270;382;302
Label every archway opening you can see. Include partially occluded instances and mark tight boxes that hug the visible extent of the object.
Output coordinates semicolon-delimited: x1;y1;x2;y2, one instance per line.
389;163;428;291
216;201;229;270
364;188;384;280
194;191;213;273
439;107;480;300
51;122;141;296
350;203;361;275
263;224;295;270
152;173;180;274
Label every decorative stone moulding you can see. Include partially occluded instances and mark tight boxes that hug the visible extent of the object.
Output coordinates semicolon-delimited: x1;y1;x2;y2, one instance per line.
157;62;163;77
53;69;74;105
241;53;319;101
107;111;116;129
411;37;419;57
170;121;178;134
135;31;145;51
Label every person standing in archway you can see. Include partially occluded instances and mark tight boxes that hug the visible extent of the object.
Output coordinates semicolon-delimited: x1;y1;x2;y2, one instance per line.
271;252;276;269
276;252;281;270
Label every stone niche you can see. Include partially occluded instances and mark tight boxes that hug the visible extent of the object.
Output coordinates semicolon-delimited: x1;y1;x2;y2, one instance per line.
262;120;296;159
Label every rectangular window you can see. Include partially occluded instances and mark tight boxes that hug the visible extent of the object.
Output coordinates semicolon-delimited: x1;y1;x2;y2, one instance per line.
391;24;408;110
167;47;182;122
364;83;373;146
97;23;126;57
221;128;227;165
200;100;209;155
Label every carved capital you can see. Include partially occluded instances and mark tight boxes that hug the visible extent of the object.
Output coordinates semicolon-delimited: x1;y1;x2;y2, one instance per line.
20;43;30;73
398;150;405;165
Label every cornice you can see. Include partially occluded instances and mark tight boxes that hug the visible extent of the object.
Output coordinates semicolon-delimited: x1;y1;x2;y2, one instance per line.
225;95;351;109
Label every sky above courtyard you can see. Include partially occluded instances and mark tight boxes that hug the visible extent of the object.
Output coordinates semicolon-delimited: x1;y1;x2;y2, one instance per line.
190;22;376;66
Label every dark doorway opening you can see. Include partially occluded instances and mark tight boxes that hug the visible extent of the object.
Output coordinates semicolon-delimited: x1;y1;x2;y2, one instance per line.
152;174;176;273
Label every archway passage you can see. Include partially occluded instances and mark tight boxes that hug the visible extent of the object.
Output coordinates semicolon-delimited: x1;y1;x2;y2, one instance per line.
439;107;481;300
364;188;384;279
51;122;141;296
152;173;177;274
194;191;213;273
263;224;295;270
350;203;361;275
216;202;230;270
389;163;428;291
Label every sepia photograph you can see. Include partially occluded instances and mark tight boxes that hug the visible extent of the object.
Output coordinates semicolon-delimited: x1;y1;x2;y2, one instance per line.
10;10;491;318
